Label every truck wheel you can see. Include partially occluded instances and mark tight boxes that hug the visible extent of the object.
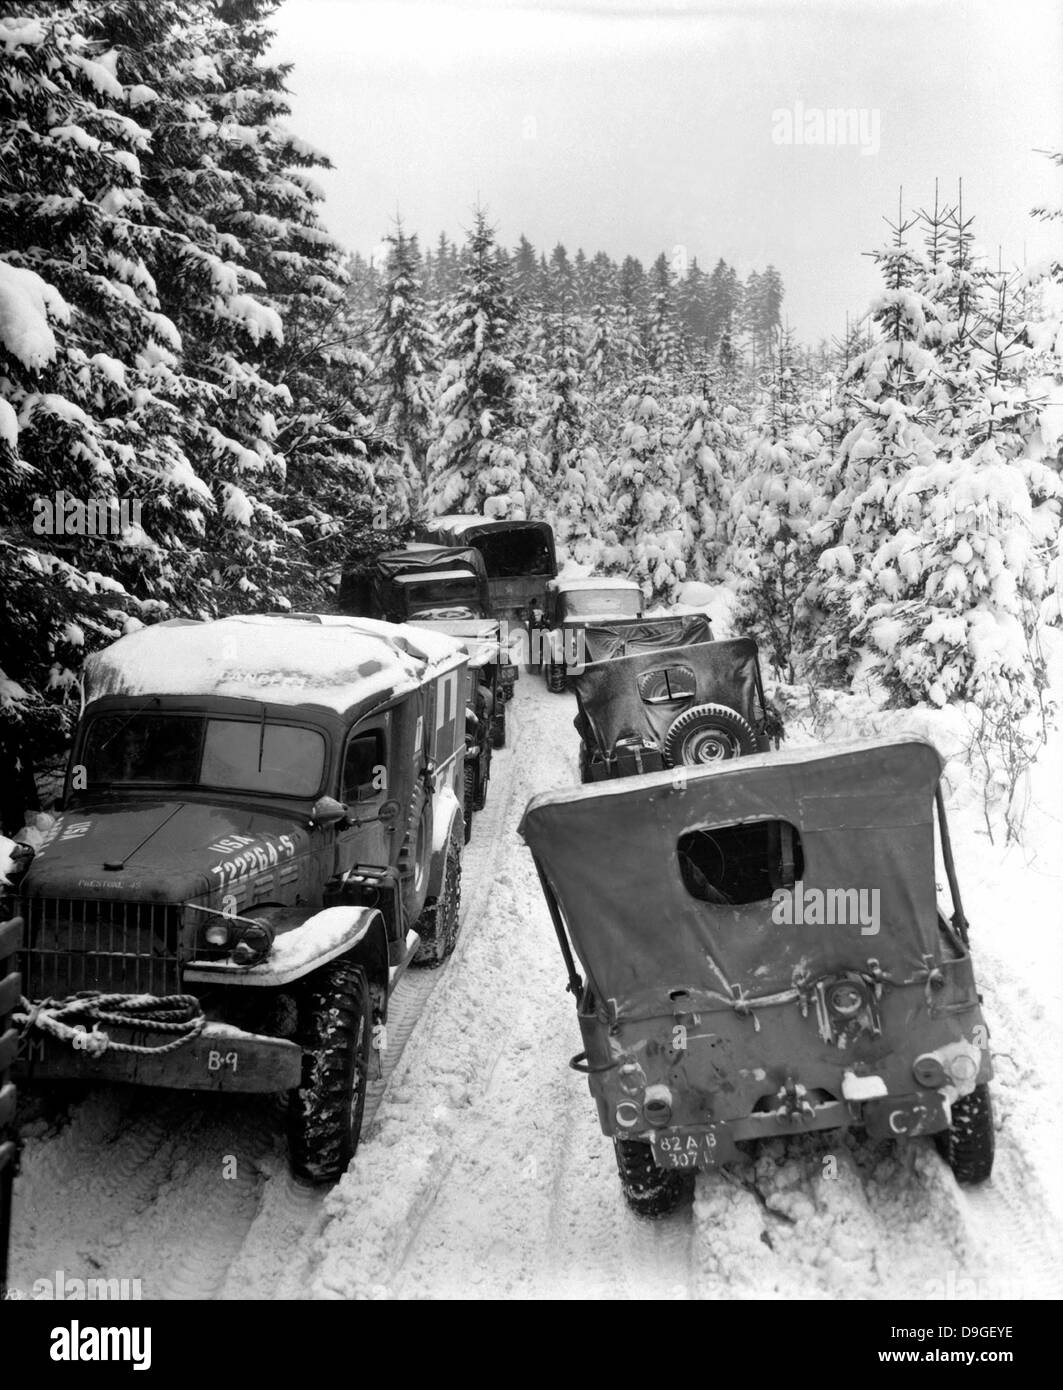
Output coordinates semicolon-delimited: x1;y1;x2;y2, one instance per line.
288;957;372;1184
547;662;567;694
462;764;475;844
474;752;489;812
613;1137;694;1218
413;834;462;968
490;707;506;749
663;703;757;767
934;1083;994;1185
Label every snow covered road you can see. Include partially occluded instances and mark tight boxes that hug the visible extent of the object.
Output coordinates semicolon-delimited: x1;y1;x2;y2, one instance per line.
9;674;1063;1300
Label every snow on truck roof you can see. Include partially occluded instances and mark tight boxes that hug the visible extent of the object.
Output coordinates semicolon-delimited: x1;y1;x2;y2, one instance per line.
83;614;466;718
428;515;549;536
549;576;642;592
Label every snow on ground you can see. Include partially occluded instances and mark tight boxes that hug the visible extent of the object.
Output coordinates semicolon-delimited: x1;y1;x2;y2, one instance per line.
9;660;1063;1300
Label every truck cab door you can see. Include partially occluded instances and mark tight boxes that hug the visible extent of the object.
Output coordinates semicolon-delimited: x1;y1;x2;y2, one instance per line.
335;716;395;875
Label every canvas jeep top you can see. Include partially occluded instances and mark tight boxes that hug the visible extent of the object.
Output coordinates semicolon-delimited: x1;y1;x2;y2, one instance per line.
572;635;774;779
519;736;994;1215
9;613;470;1182
417;516;557;626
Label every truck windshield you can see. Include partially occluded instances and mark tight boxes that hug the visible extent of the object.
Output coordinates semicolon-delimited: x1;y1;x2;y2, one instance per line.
406;579;481;615
81;712;325;797
563;588;642;619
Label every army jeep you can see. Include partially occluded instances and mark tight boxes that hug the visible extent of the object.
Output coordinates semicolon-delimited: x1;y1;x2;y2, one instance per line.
7;614;469;1183
573;635;776;782
519;737;994;1217
538;577;645;691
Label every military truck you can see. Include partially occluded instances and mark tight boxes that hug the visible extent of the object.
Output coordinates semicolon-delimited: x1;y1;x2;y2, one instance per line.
411;618;508;841
8;614;469;1183
417;516;557;632
339;543;491;625
538;577;645;691
520;737;994;1217
573;635;777;781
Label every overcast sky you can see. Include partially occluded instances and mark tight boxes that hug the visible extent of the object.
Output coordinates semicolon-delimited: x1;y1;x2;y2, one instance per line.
270;0;1062;341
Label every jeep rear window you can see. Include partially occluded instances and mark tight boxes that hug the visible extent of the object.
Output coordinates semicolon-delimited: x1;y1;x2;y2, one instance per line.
677;821;803;905
638;665;696;704
81;713;325;798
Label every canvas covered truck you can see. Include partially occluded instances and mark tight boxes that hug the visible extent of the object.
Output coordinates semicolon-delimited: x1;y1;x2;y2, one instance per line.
417;516;558;633
411;618;509;841
339;542;491;625
6;614;469;1183
519;737;995;1217
572;635;777;782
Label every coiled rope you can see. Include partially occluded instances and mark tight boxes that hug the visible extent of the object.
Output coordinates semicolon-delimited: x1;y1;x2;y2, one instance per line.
15;992;206;1057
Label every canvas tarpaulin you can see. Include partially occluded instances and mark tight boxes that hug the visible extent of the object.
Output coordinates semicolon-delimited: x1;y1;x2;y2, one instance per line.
519;737;945;1018
572;637;762;756
580;614;714;664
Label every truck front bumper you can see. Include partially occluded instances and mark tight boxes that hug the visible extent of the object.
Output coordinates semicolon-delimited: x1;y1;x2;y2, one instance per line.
16;1021;302;1093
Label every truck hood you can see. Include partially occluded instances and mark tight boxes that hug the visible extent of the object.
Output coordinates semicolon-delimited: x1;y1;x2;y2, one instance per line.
22;801;311;903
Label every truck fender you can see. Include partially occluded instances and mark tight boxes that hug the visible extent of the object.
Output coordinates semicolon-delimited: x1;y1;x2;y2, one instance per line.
426;785;462;898
184;906;388;989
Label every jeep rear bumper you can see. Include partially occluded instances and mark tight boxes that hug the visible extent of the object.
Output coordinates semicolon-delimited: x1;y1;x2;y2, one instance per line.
645;1091;952;1170
16;1021;302;1093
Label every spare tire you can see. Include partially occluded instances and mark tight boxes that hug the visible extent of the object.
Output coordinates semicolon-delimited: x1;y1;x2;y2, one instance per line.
663;703;757;767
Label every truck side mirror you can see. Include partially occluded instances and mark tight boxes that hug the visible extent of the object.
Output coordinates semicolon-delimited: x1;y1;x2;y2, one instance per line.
310;796;348;827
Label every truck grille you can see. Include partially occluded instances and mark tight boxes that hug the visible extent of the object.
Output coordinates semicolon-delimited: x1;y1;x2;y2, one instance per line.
19;897;182;1001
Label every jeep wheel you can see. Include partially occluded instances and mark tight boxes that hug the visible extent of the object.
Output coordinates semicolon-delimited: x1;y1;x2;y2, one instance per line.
288;957;372;1184
546;662;567;694
490;707;506;749
462;763;475;844
663;703;757;767
413;834;462;968
613;1137;694;1218
934;1083;994;1185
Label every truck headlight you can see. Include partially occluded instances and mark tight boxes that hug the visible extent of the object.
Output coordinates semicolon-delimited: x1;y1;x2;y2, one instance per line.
205;921;231;947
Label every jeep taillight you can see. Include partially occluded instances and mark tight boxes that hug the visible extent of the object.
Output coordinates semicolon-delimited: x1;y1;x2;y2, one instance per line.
827;980;865;1017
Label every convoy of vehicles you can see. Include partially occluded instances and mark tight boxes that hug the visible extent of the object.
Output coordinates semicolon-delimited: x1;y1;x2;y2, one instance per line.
5;511;996;1220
